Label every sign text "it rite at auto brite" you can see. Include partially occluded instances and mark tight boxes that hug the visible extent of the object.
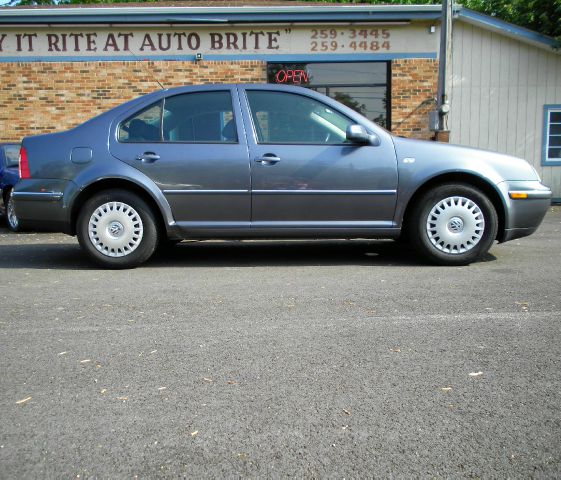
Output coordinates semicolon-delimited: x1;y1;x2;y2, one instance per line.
0;25;437;60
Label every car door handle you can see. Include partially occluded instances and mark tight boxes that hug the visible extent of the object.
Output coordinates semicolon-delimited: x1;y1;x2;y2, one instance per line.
255;154;281;165
136;152;160;163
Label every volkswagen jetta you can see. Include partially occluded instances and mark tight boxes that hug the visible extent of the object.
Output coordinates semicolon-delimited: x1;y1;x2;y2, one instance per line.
13;84;552;268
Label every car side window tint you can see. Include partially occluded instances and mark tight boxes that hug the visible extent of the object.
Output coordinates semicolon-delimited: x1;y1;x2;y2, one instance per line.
119;101;163;143
162;91;237;143
246;91;353;145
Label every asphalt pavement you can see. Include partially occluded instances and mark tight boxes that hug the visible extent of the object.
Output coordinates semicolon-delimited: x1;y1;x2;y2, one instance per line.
1;207;560;478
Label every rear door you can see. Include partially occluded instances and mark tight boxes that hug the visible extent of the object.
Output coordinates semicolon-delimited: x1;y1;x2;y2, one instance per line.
109;88;250;229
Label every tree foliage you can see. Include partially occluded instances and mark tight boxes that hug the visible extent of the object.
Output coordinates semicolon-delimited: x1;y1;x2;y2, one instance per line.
463;0;561;41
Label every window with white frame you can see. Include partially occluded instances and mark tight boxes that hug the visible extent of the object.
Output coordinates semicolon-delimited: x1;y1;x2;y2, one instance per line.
543;105;561;165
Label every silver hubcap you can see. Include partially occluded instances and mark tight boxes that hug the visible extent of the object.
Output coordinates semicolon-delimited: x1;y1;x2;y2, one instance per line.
426;196;485;254
88;201;143;257
7;192;18;230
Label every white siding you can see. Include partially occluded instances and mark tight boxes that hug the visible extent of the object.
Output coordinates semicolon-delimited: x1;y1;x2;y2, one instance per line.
449;22;561;197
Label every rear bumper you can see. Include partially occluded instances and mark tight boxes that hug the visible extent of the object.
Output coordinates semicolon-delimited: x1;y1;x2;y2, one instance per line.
12;179;75;233
497;180;552;242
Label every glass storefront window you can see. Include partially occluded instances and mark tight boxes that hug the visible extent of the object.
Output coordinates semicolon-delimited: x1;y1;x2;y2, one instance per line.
267;62;390;129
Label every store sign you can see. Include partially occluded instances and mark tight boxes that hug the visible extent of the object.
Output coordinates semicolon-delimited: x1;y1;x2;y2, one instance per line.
270;65;310;85
0;25;437;60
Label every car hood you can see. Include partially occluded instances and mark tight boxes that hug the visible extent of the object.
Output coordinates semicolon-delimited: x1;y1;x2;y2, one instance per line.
392;136;540;183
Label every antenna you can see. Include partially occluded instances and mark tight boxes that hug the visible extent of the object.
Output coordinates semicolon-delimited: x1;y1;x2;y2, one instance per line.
124;47;166;91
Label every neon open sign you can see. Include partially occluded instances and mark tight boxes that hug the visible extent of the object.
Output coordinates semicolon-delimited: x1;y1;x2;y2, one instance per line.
274;69;310;85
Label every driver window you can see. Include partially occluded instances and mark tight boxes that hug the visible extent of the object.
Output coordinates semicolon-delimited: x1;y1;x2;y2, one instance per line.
246;90;353;145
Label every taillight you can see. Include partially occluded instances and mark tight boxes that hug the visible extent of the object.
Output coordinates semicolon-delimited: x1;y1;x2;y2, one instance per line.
19;146;31;179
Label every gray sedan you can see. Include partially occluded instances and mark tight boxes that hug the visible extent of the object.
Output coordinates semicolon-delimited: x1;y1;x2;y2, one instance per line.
13;84;551;268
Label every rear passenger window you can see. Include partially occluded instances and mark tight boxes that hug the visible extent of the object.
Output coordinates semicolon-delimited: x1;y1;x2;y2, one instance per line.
163;91;237;143
118;91;237;144
118;102;163;143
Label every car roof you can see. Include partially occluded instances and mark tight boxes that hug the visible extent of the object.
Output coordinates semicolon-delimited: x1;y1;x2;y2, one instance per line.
160;83;313;96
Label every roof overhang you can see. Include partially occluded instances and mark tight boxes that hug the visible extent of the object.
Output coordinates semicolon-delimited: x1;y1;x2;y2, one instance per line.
457;8;558;53
0;4;556;53
0;5;443;26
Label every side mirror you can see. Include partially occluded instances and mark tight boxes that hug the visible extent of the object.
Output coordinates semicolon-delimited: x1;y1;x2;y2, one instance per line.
346;124;380;146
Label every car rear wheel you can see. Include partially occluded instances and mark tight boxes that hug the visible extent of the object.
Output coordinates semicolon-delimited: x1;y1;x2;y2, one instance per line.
408;183;498;265
77;189;159;269
6;189;20;232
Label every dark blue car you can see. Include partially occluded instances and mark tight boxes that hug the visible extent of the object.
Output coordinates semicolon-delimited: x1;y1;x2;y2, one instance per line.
0;143;20;231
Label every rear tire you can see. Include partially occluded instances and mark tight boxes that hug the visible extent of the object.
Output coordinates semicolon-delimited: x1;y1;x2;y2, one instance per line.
408;183;498;266
6;189;20;232
77;189;159;269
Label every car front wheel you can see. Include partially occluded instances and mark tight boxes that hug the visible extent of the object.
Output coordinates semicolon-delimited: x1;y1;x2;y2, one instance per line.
77;189;159;269
408;183;498;266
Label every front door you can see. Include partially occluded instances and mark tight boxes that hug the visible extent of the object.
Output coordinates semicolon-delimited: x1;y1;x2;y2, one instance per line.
242;88;398;228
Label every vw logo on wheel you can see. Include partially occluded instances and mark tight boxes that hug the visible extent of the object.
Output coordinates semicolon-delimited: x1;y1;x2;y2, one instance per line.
448;217;464;233
108;221;124;237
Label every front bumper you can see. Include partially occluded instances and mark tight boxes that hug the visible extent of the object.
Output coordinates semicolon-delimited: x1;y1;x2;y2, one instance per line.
497;180;552;242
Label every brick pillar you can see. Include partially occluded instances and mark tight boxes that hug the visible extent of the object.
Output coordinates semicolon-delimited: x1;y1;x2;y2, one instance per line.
391;58;439;140
434;130;450;143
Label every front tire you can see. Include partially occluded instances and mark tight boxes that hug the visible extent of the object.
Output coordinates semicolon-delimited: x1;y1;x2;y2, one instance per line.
408;183;498;266
77;190;159;269
6;189;20;232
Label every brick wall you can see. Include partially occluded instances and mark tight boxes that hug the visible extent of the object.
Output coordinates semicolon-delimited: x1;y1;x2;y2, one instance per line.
1;58;439;142
0;60;267;142
391;58;439;140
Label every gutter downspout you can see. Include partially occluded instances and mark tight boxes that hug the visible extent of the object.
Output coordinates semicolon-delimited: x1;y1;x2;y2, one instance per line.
436;0;452;141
